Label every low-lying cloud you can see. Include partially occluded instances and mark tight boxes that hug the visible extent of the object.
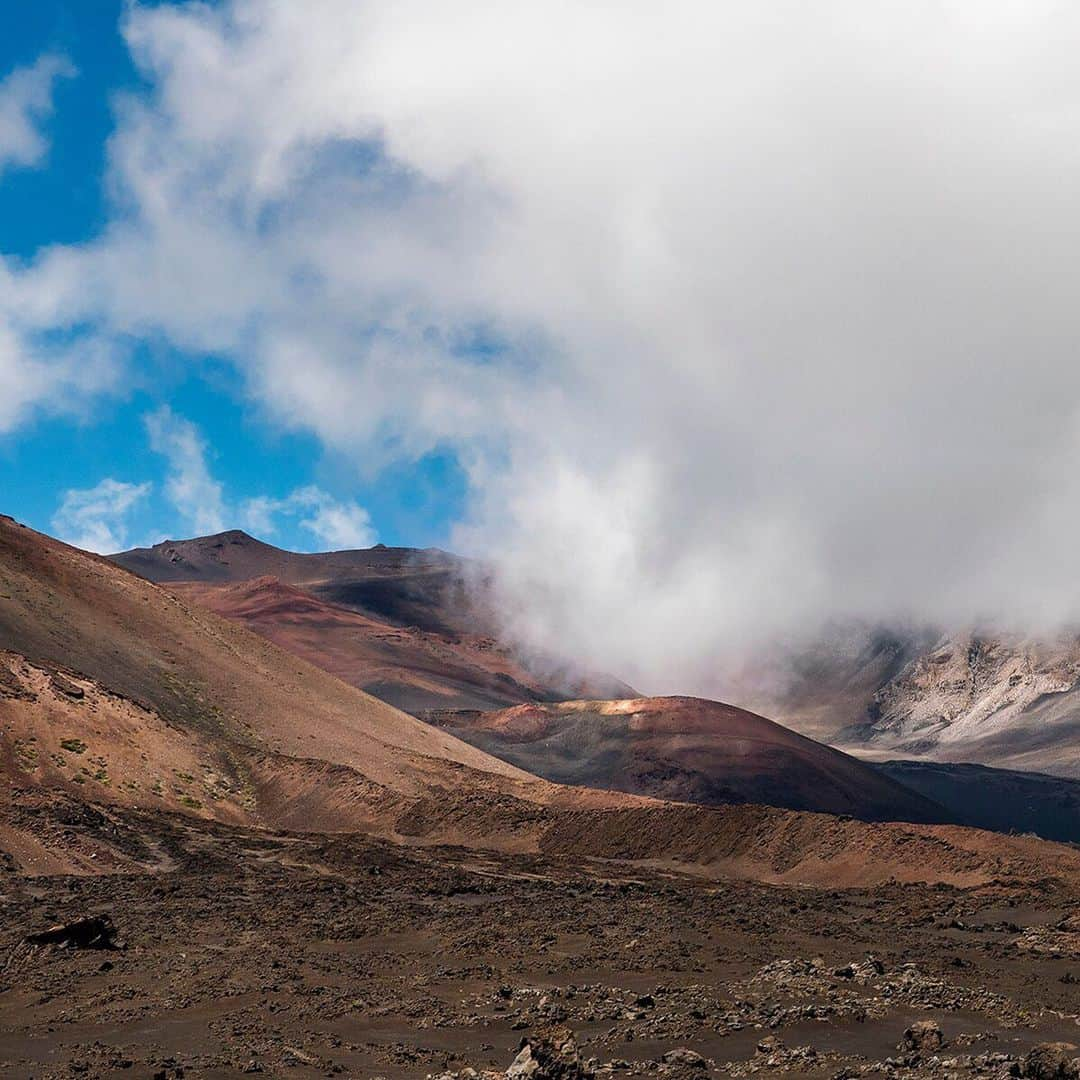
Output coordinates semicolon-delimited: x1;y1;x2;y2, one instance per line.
12;1;1080;692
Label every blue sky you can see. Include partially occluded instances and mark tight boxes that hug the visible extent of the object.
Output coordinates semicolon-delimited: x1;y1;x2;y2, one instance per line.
0;0;466;553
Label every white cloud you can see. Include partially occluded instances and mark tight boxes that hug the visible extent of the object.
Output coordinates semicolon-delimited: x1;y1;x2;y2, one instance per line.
0;53;74;176
13;3;1080;692
239;494;279;538
241;486;376;550
52;478;151;554
144;406;227;535
290;486;376;549
140;408;377;548
0;54;119;434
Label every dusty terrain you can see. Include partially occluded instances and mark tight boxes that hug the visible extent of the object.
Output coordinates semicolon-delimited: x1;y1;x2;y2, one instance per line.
424;698;946;824
111;532;634;713
0;794;1078;1079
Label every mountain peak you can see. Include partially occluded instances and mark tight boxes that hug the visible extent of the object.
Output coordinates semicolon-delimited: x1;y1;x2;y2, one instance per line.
155;529;264;548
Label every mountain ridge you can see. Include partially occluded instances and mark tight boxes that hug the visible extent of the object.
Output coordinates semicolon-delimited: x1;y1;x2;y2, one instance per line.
110;530;637;712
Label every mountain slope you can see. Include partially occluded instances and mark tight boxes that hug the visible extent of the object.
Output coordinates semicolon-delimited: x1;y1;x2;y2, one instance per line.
424;696;949;823
167;576;577;714
749;625;1080;779
0;514;549;838
7;516;1080;890
111;531;636;711
850;633;1080;777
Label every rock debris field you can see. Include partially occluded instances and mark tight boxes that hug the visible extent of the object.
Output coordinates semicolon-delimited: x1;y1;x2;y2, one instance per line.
0;802;1077;1079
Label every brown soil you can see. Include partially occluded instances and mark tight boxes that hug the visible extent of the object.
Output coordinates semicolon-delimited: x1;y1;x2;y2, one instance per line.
0;796;1077;1079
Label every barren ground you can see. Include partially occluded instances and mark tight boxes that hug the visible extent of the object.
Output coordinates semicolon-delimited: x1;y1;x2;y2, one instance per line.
0;802;1077;1080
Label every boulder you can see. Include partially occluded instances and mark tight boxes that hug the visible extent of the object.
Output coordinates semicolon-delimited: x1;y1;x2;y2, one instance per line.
1020;1043;1080;1079
900;1019;944;1056
506;1027;594;1079
661;1048;706;1068
26;915;118;950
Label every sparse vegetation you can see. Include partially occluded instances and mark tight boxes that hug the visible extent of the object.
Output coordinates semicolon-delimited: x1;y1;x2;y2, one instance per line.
13;740;38;770
179;795;203;810
59;738;87;754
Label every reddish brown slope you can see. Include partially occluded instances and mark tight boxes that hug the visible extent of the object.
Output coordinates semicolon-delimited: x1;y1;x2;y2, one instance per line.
111;531;636;711
427;696;949;823
168;576;567;713
0;515;549;841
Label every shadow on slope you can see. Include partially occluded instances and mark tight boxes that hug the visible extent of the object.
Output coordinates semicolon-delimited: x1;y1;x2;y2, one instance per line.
874;759;1080;844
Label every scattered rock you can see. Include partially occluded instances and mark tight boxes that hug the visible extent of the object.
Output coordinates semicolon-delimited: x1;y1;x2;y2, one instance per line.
50;672;85;699
661;1048;706;1068
283;1045;328;1069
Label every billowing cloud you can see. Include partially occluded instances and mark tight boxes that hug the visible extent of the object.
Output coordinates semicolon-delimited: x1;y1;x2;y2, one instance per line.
14;3;1080;692
0;54;116;434
52;478;151;554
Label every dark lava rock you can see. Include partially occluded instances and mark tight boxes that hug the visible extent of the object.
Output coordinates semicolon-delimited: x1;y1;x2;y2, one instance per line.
26;915;118;950
50;672;85;699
